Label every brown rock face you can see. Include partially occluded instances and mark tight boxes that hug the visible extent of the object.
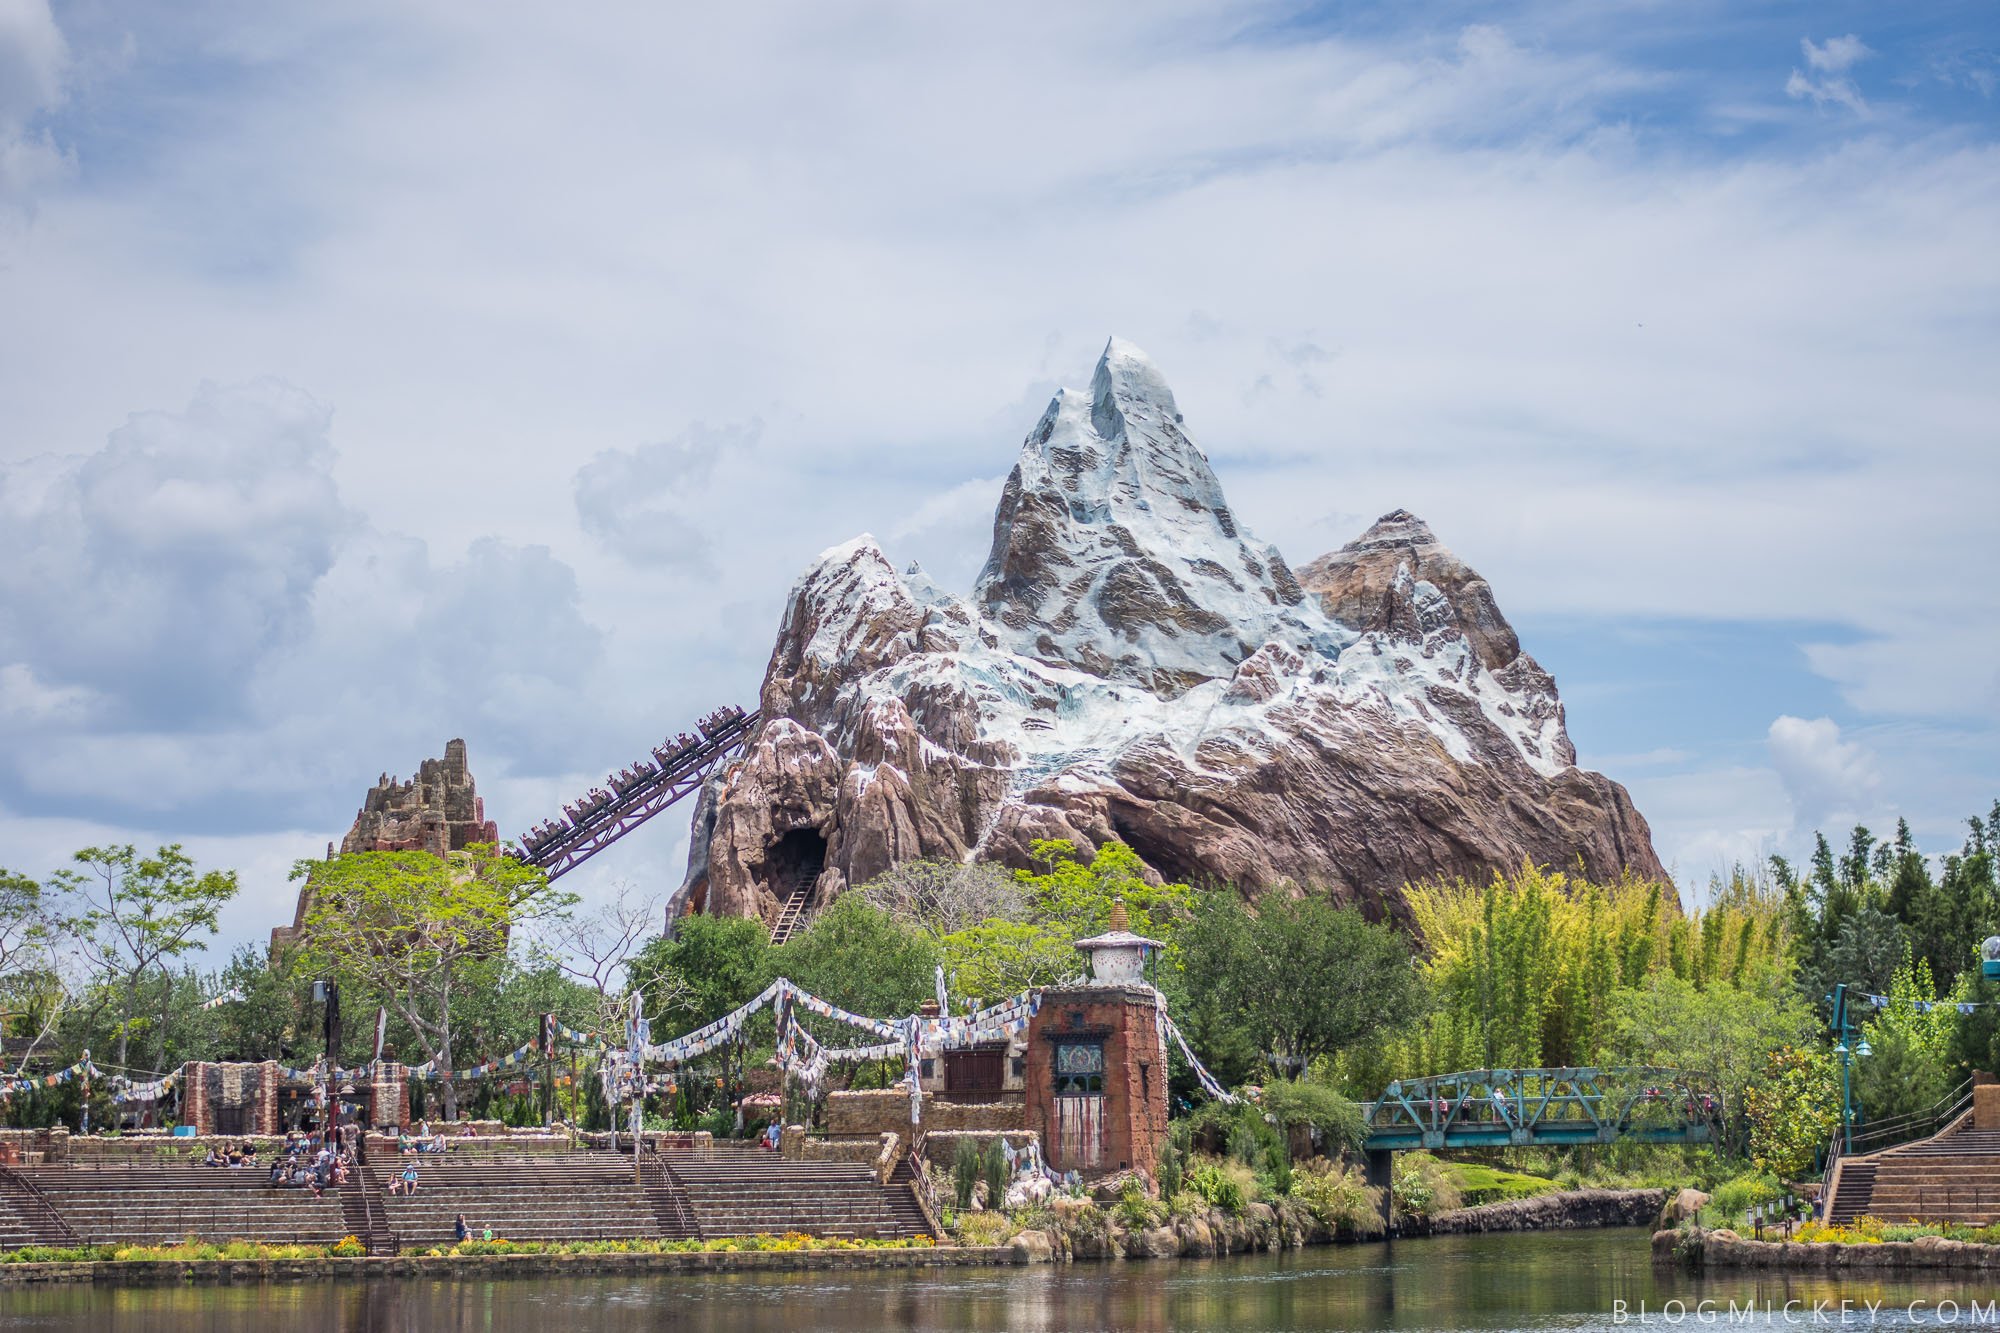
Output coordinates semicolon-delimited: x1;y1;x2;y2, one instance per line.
270;738;500;956
681;340;1665;928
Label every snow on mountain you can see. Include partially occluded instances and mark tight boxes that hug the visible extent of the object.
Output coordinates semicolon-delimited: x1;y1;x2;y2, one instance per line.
682;340;1663;925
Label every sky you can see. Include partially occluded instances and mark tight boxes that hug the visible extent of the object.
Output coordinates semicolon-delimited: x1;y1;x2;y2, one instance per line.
1;0;1996;956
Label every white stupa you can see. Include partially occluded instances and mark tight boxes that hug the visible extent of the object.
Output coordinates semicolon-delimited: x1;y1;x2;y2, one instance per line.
1073;900;1162;987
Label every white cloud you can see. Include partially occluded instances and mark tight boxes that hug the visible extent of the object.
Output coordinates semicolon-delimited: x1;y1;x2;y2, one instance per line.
1787;34;1871;112
0;0;69;209
1768;714;1881;832
0;2;1994;948
572;422;758;571
1805;35;1871;75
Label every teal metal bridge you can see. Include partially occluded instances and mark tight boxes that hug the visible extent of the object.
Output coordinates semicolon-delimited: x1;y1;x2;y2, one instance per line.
1360;1066;1721;1152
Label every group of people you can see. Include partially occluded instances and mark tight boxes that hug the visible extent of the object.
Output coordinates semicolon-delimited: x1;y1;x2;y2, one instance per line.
396;1119;465;1155
200;1142;260;1169
266;1130;355;1198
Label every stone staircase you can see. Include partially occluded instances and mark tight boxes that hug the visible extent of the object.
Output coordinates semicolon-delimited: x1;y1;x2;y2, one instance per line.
10;1165;350;1245
661;1143;935;1239
1827;1123;2000;1226
0;1166;82;1249
376;1152;690;1248
341;1163;397;1255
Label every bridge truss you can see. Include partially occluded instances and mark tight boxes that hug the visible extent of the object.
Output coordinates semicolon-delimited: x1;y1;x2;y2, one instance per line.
515;708;759;883
1361;1066;1720;1151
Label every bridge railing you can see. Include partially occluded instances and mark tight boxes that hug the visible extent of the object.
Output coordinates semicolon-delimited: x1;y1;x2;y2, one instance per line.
1361;1066;1720;1145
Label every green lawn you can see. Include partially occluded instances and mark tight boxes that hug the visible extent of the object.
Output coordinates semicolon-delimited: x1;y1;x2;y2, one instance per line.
1447;1162;1562;1207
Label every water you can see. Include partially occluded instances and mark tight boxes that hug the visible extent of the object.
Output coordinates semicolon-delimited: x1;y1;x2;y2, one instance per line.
0;1229;1991;1332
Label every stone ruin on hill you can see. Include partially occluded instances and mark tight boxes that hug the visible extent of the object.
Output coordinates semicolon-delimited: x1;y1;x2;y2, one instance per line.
268;738;499;957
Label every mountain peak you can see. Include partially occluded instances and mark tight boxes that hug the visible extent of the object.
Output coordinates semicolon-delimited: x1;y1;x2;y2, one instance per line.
974;338;1317;696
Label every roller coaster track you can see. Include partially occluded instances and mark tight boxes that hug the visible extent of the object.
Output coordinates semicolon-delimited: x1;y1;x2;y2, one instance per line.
514;707;759;883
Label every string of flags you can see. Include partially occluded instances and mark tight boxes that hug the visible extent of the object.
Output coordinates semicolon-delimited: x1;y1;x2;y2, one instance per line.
1;1055;98;1099
199;988;246;1011
1861;992;1986;1015
1151;988;1239;1104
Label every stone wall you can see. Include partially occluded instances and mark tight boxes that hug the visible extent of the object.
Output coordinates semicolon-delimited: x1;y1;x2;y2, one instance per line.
1412;1188;1665;1236
181;1062;283;1137
0;1128;66;1164
823;1090;1027;1138
919;1130;1040;1169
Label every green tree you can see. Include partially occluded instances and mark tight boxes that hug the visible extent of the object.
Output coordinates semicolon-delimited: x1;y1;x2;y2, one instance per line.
1180;891;1425;1079
1854;948;1961;1124
628;914;773;1036
773;895;938;1019
52;845;237;1071
1608;965;1815;1145
1743;1045;1840;1177
288;844;571;1119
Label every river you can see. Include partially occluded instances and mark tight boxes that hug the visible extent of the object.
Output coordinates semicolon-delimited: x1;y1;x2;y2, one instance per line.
0;1229;1991;1332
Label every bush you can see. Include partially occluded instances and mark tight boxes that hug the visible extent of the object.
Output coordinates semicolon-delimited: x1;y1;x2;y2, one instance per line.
1701;1171;1784;1228
1185;1157;1255;1213
982;1141;1008;1211
1289;1159;1385;1236
1259;1080;1367;1156
1115;1176;1164;1230
1156;1141;1184;1199
1391;1152;1462;1219
952;1138;982;1212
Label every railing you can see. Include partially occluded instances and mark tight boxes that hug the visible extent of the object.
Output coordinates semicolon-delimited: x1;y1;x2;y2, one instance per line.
1361;1066;1720;1147
0;1165;82;1245
1848;1078;1974;1156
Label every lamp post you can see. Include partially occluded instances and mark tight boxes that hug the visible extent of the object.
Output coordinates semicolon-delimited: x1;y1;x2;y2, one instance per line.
1829;983;1872;1154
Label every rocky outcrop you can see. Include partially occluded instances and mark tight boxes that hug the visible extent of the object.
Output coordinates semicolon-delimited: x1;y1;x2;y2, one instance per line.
271;739;500;956
683;339;1665;926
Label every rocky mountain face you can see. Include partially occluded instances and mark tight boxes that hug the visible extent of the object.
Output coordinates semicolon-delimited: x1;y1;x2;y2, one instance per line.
682;340;1664;927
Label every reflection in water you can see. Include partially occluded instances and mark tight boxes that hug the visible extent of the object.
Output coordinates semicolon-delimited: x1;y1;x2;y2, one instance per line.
0;1230;1991;1333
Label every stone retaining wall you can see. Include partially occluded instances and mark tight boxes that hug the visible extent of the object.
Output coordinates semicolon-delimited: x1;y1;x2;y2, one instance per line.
1411;1189;1665;1236
0;1246;1020;1287
824;1091;1025;1137
1659;1227;2000;1272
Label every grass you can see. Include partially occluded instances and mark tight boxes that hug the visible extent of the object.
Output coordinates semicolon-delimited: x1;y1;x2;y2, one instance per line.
1446;1163;1561;1207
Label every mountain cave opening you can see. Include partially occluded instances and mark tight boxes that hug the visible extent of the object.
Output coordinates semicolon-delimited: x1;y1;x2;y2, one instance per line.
764;827;828;908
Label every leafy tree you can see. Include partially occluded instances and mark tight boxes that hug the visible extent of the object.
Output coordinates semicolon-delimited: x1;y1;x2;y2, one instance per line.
1180;890;1424;1079
1853;948;1961;1123
0;867;64;1072
51;845;237;1070
1608;966;1815;1147
1743;1045;1840;1177
773;895;938;1019
1013;840;1194;948
288;844;571;1119
937;918;1078;1008
628;914;772;1036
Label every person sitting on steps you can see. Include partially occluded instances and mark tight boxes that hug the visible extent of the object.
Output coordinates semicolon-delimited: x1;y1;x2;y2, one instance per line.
454;1214;470;1243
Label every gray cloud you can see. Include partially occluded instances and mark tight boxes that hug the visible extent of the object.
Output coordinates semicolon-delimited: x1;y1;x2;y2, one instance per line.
0;0;68;209
572;422;759;572
0;379;350;725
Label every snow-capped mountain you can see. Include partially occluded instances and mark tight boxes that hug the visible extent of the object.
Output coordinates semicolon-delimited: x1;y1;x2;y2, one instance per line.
680;339;1663;925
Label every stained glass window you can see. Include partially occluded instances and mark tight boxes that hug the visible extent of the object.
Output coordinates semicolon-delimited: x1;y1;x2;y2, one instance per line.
1054;1041;1104;1095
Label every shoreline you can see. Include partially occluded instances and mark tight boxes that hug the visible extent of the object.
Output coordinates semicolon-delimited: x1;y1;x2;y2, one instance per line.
1656;1228;2000;1274
0;1188;1668;1288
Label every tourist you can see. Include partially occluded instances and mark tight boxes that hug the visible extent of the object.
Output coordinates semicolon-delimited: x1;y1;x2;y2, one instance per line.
454;1214;470;1243
1489;1088;1508;1123
400;1162;420;1196
762;1121;781;1151
203;1146;224;1167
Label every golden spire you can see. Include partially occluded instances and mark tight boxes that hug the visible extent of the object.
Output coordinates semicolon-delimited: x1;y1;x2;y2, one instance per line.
1108;899;1130;933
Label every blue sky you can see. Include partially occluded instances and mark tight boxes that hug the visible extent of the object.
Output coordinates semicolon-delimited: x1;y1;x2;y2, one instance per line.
0;0;1995;949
